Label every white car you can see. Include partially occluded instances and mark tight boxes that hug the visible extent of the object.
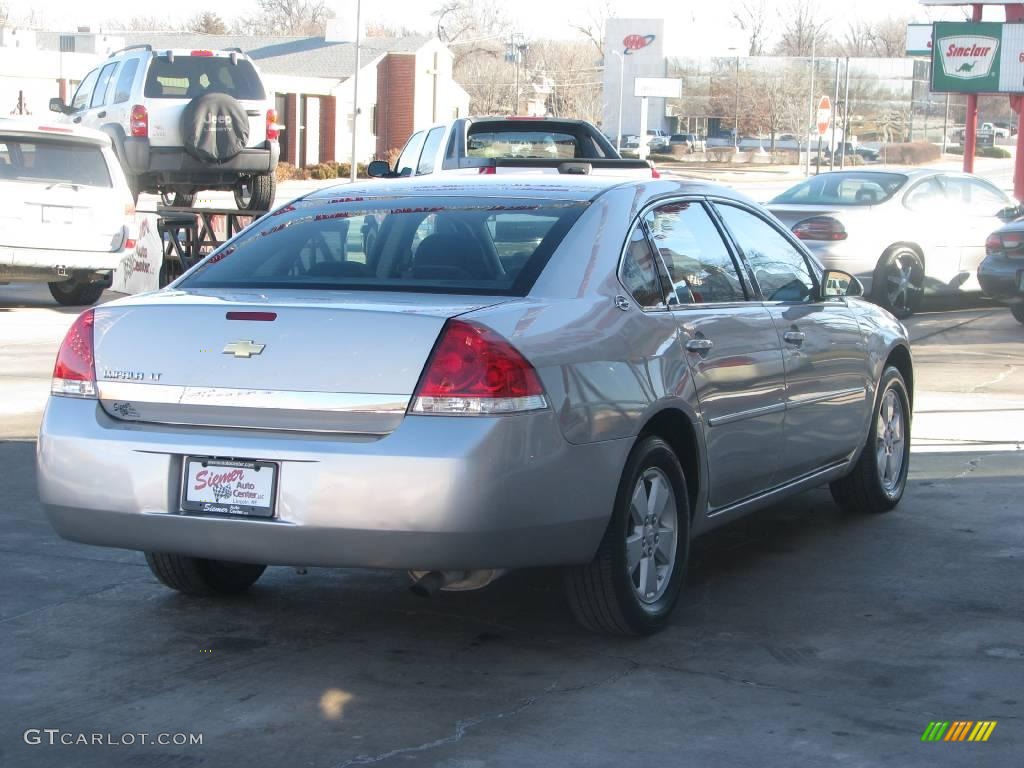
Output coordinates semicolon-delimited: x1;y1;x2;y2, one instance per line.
50;45;279;210
0;120;136;305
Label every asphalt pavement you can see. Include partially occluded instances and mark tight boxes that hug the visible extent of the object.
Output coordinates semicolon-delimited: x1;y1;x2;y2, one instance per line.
1;280;1022;766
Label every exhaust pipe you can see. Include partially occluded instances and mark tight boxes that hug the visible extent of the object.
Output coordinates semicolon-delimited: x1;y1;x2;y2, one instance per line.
409;570;453;597
408;569;507;597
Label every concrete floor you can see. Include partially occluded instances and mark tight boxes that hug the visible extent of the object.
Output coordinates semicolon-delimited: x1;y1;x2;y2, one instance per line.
1;284;1021;767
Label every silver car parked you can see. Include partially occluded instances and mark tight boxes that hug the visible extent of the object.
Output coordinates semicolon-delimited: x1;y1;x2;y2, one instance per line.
38;176;913;635
768;169;1018;317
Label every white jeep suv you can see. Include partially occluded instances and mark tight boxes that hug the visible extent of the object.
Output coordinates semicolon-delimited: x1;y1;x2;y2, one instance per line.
50;45;279;211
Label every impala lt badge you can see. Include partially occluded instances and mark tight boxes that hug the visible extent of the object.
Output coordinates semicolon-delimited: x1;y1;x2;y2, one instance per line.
223;340;266;358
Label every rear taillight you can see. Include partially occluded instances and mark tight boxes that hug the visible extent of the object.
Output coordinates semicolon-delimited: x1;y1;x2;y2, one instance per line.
991;230;1024;255
266;108;279;142
650;165;661;179
478;166;496;175
411;320;547;415
130;105;148;138
793;216;848;241
52;310;97;399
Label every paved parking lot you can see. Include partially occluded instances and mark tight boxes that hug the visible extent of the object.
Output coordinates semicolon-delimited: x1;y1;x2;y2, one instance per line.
1;284;1022;767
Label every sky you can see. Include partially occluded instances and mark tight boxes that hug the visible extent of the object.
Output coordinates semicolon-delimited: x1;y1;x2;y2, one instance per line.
4;0;974;55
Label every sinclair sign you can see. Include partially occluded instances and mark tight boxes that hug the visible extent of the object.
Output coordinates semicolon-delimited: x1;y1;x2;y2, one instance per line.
931;22;1024;93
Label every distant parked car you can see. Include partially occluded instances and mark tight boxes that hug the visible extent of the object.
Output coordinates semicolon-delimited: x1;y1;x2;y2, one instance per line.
646;129;670;151
768;169;1017;317
982;122;1010;139
669;133;705;153
833;142;879;163
0;120;135;305
979;220;1024;324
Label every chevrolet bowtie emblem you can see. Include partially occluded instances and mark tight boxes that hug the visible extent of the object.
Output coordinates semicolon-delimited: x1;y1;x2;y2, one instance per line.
222;340;266;358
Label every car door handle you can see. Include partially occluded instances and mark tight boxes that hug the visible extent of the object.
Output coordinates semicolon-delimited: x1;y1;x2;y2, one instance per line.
783;331;806;345
685;338;714;353
97;111;106;118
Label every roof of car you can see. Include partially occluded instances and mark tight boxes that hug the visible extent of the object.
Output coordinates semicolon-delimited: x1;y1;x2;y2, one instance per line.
304;175;740;205
0;118;112;146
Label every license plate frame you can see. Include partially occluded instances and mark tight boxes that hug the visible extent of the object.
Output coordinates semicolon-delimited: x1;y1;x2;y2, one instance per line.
180;457;278;518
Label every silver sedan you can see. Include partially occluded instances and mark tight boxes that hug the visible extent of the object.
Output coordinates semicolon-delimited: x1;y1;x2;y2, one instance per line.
768;169;1017;317
38;176;913;635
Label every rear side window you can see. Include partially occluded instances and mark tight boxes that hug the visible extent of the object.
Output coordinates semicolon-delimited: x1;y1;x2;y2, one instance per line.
180;197;587;296
0;138;112;187
113;59;140;103
144;56;266;100
644;202;746;304
619;225;667;309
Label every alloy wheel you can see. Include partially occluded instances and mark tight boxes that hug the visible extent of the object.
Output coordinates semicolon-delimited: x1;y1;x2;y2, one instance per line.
625;467;678;604
884;252;922;316
875;388;906;496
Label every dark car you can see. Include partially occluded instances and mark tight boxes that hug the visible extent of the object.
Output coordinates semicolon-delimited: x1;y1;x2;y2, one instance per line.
980;220;1024;324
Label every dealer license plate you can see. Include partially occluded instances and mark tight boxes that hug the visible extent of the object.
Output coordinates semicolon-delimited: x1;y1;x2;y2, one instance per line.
181;458;277;518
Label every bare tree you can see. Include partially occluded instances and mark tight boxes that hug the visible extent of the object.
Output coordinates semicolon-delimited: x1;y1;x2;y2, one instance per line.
731;0;770;56
774;0;832;57
530;39;603;121
434;1;508;67
840;20;875;57
0;2;9;28
236;0;332;36
186;12;228;35
871;16;908;57
365;23;422;38
571;0;613;59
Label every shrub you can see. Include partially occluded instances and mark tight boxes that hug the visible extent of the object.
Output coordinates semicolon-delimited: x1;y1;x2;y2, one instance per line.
275;162;309;182
946;145;1011;158
305;161;371;180
877;142;941;165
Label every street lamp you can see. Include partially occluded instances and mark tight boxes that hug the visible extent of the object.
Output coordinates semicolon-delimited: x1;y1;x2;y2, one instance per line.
610;50;624;153
727;47;740;151
349;0;362;183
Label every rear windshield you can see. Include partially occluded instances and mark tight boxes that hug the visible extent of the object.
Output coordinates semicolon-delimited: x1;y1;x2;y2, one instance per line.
0;137;111;187
144;56;265;100
770;172;907;206
466;123;609;160
179;196;588;296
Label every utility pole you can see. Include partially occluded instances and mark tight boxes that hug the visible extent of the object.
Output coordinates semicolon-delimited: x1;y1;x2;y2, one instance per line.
806;37;816;176
734;54;741;151
611;50;624;153
349;0;362;183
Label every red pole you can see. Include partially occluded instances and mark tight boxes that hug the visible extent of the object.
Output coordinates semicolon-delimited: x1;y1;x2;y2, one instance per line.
963;4;984;174
1007;4;1024;200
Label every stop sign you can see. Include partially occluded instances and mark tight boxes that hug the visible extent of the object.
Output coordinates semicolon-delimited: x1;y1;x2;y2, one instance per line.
816;96;832;136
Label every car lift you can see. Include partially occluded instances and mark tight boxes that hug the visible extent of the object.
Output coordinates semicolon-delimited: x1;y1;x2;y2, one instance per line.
152;207;266;286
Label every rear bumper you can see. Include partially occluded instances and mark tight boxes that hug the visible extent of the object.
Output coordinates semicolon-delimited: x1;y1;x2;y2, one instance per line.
37;397;627;570
978;256;1024;303
123;138;279;183
0;246;123;282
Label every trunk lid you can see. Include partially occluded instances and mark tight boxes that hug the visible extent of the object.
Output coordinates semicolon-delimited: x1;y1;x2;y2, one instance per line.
765;204;850;230
93;290;510;433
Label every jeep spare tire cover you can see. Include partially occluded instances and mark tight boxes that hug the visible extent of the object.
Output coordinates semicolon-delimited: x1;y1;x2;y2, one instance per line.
181;93;249;163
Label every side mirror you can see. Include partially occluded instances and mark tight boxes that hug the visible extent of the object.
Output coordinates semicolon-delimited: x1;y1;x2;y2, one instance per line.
49;97;70;115
366;160;394;179
996;205;1023;222
822;269;863;299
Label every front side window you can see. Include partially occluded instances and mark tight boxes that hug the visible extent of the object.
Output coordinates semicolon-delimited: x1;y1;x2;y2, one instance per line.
91;62;118;108
644;201;746;305
71;69;99;111
716;204;817;303
395;131;426;177
619;225;667;309
179;197;587;296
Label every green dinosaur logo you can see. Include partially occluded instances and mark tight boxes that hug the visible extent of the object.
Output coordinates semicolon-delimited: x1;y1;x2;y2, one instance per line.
957;62;976;73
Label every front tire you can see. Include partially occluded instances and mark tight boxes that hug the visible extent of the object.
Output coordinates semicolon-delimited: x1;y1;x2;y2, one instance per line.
564;436;690;636
160;190;196;208
1011;304;1024;324
873;248;924;318
830;366;911;514
47;281;104;306
234;173;276;211
145;552;266;596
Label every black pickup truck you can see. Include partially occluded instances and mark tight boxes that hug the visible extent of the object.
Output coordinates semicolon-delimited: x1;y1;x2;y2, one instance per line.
367;117;658;179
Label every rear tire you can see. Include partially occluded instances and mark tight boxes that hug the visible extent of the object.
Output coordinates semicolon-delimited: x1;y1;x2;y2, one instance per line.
48;281;104;306
872;247;924;318
144;552;266;596
161;190;195;208
234;173;275;211
830;366;911;515
1011;304;1024;324
564;436;690;636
